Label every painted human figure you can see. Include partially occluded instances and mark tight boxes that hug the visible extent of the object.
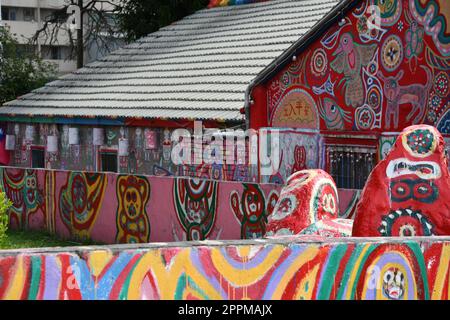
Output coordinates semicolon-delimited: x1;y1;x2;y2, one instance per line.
330;33;377;108
353;125;450;236
291;145;307;174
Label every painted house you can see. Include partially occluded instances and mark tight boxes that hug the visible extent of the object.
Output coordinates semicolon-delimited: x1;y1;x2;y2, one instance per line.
0;0;449;188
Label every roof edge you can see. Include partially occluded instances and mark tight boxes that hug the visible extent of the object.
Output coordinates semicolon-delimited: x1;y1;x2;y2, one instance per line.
244;0;360;128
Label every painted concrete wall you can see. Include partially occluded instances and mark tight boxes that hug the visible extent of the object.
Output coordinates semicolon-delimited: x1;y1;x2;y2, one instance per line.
0;237;448;300
0;166;360;244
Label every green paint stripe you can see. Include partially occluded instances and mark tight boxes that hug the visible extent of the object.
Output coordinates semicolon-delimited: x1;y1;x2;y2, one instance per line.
119;255;145;300
317;244;348;300
336;244;378;300
175;274;209;300
406;242;430;300
28;256;42;300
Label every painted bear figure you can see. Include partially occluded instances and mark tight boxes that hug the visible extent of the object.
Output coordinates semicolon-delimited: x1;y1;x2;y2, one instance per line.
265;169;339;236
353;125;450;237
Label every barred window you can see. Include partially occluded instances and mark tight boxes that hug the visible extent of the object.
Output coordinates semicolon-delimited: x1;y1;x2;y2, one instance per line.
327;146;376;189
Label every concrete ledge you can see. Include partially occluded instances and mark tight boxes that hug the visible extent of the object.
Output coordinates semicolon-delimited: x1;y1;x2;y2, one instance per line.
1;236;449;299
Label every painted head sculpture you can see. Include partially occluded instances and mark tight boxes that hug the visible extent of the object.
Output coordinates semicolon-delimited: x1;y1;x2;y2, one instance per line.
265;169;339;236
353;125;450;237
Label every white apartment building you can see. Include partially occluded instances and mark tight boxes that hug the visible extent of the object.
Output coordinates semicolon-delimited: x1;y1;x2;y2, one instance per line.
0;0;121;74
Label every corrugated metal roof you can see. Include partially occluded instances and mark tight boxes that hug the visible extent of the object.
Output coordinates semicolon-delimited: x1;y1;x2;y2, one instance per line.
1;0;342;121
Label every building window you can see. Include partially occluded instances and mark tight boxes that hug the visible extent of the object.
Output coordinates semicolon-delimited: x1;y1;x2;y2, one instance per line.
2;7;16;21
51;47;61;60
23;8;35;21
327;146;376;189
31;149;45;169
100;151;118;173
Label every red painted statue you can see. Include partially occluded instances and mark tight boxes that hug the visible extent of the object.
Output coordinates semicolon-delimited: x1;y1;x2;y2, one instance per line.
265;169;339;236
353;125;450;237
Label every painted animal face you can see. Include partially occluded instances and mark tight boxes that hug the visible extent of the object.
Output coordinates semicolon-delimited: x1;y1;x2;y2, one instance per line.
378;70;403;100
383;268;405;300
336;33;353;54
124;185;142;218
71;174;87;214
24;175;37;206
242;185;264;222
185;198;207;224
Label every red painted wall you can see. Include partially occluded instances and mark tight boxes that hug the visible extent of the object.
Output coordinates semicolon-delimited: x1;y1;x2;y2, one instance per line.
251;0;450;134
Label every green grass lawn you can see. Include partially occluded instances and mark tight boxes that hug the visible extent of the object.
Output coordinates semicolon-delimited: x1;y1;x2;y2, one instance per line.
0;229;100;250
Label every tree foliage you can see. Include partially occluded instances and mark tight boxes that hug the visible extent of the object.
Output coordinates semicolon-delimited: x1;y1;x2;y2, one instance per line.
30;0;209;68
0;27;57;105
118;0;209;42
0;191;12;245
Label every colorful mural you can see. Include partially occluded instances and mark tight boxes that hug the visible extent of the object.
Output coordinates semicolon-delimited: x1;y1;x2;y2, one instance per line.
0;167;286;244
264;0;450;133
353;125;450;237
0;238;449;300
0;167;361;244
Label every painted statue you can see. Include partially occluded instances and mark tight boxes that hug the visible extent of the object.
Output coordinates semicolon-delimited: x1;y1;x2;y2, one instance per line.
265;169;339;236
330;33;377;108
353;125;450;237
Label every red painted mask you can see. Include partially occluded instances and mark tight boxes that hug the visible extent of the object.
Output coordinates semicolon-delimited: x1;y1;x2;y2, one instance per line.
353;125;450;237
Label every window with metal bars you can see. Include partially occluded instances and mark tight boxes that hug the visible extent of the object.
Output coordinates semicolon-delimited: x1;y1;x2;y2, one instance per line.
327;146;376;189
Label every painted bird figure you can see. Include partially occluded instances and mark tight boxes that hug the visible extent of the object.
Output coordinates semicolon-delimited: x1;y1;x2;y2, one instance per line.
330;33;377;108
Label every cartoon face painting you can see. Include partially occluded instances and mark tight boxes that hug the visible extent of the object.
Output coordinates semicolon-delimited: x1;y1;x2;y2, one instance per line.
353;125;450;237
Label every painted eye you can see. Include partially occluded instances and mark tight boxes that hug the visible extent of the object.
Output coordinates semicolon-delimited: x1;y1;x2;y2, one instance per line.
331;105;336;113
395;272;404;284
126;192;131;202
132;192;137;202
384;271;394;284
343;38;348;44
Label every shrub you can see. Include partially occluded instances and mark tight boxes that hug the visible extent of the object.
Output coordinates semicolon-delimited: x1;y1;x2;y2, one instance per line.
0;192;12;245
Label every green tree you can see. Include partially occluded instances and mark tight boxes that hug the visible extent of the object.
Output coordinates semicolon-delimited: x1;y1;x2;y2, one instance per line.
118;0;209;42
0;191;12;245
0;27;57;105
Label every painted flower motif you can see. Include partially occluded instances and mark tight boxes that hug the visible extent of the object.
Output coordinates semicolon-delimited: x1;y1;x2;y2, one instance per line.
427;110;437;123
357;16;369;34
398;20;404;31
429;93;442;109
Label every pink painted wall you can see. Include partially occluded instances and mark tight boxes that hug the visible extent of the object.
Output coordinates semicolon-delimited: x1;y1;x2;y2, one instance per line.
0;166;360;244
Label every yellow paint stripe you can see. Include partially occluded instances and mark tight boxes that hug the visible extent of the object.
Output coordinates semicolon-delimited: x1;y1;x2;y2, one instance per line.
127;249;221;300
211;246;284;287
5;256;26;300
431;244;450;300
345;244;372;300
271;246;319;299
